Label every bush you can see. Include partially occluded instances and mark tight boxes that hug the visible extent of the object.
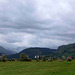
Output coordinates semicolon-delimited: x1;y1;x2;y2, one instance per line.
59;59;63;62
20;53;31;61
67;57;72;61
53;56;57;60
8;59;12;61
0;54;7;62
12;58;16;61
27;58;32;61
62;56;66;60
57;57;60;60
36;59;40;61
42;56;46;61
20;53;28;61
48;57;53;62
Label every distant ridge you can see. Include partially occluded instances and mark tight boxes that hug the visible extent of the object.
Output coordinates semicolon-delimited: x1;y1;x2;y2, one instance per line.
7;47;56;59
0;46;16;55
0;46;10;55
56;43;75;57
7;43;75;59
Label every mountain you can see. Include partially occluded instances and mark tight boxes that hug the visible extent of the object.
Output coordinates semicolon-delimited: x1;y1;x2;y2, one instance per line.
0;53;2;56
0;46;16;55
0;46;10;55
7;47;56;59
20;47;56;58
15;47;27;52
55;43;75;57
7;43;75;59
7;50;17;54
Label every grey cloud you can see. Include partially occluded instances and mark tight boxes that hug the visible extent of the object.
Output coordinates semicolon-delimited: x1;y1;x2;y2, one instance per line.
0;0;75;51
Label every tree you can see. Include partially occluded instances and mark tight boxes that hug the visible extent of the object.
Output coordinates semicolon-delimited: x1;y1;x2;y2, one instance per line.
67;57;72;61
42;56;46;61
62;56;66;60
20;53;28;61
53;56;57;60
48;57;53;62
1;54;7;62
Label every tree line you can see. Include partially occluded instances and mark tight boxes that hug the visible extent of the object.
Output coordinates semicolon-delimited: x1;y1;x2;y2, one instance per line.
0;53;74;62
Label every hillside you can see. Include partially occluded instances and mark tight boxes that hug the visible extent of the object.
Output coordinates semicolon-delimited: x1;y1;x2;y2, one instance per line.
0;46;16;55
55;43;75;57
0;46;11;55
20;47;56;58
7;43;75;59
7;47;56;59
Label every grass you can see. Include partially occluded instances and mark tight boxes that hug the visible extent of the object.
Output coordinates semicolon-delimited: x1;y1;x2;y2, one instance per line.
0;60;75;75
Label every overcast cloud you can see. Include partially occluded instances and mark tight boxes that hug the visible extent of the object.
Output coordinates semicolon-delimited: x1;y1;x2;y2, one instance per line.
0;0;75;51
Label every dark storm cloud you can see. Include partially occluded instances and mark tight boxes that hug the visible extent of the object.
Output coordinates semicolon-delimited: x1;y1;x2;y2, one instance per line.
0;0;75;51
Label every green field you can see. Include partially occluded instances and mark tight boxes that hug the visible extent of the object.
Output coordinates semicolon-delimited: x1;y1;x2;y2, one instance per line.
0;60;75;75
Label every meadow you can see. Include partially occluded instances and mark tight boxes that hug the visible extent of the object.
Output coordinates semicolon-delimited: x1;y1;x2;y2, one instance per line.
0;60;75;75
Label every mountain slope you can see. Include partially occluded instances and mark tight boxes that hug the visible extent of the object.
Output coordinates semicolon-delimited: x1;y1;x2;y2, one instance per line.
7;43;75;59
20;47;56;58
7;47;56;59
55;43;75;57
0;46;15;55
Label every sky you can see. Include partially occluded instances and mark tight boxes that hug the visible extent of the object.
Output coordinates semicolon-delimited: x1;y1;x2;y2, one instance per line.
0;0;75;51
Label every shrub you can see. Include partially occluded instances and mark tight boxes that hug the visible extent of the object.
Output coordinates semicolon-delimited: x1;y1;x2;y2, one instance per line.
8;59;12;61
0;54;7;62
62;56;66;60
42;56;46;61
20;53;31;61
12;58;16;61
57;57;60;60
67;57;72;61
0;56;2;61
53;56;57;60
27;58;32;61
48;57;53;62
59;59;63;62
35;59;40;61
